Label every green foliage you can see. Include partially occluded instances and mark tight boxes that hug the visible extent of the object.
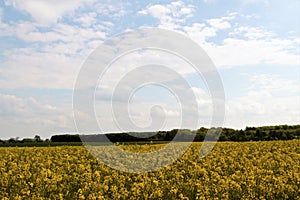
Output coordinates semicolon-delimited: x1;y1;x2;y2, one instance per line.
75;125;300;143
1;125;300;145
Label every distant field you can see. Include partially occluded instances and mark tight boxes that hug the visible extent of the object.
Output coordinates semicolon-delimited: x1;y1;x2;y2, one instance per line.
0;142;83;147
0;141;169;147
0;140;299;199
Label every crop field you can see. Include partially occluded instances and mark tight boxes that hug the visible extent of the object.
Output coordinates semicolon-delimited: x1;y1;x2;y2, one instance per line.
0;140;299;199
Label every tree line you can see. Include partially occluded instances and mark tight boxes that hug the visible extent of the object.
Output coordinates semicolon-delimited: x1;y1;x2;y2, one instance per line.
1;124;299;145
51;124;300;143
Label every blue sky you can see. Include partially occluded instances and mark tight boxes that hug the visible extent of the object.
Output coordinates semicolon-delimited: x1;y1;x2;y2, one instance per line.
0;0;299;139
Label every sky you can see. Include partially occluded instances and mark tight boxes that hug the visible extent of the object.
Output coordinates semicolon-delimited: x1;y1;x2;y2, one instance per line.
0;0;299;140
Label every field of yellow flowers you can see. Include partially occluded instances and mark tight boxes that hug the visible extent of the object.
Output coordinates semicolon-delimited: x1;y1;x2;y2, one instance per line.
0;140;299;199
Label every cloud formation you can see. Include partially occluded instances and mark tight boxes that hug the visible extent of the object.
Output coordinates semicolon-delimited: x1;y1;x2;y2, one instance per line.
0;0;299;138
4;0;87;25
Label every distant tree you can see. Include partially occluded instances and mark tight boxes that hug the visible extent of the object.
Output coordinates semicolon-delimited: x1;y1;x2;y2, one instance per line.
22;138;35;143
8;138;16;143
245;126;255;131
281;133;288;140
269;130;277;140
238;130;247;141
34;135;42;142
254;130;261;141
165;129;178;141
45;125;300;143
51;134;81;142
218;134;227;141
195;129;206;141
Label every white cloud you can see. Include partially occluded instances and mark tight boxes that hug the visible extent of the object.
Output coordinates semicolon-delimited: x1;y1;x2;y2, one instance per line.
0;47;84;89
93;65;214;132
93;87;212;133
0;94;56;116
1;0;299;138
74;12;97;27
202;0;268;5
202;37;300;68
240;0;269;4
4;0;90;25
206;17;232;30
224;73;300;129
225;91;300;129
139;4;171;19
169;1;194;18
248;74;300;94
12;22;106;43
202;0;216;3
138;1;195;30
0;94;75;139
95;2;128;18
0;8;14;36
0;7;3;20
184;23;222;44
14;22;61;42
0;20;108;90
230;26;273;39
181;13;237;46
1;40;199;90
141;10;299;68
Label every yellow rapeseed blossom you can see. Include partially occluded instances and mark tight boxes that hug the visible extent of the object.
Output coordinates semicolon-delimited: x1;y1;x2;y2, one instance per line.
0;140;299;199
